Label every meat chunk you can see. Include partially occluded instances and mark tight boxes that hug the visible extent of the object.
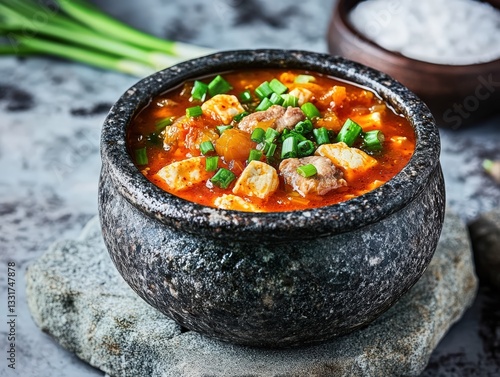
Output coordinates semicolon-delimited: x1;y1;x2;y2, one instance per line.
201;94;245;124
214;194;263;212
238;105;305;133
156;157;211;191
238;105;285;133
279;156;346;197
315;142;378;181
275;106;307;133
232;160;279;199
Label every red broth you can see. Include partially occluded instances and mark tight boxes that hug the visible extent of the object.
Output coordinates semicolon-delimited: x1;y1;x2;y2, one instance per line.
127;69;415;212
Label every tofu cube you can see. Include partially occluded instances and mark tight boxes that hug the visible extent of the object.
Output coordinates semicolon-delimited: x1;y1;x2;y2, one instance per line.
315;142;378;181
214;194;262;212
232;160;279;199
156;157;211;191
201;94;245;124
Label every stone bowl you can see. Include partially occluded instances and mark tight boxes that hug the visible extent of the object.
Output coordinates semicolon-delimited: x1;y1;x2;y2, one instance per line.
98;49;445;348
327;0;500;129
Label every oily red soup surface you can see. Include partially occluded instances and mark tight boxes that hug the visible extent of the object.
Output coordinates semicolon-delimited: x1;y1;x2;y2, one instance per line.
127;69;415;212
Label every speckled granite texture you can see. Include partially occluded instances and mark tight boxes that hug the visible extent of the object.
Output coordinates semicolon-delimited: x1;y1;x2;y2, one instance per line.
25;211;477;377
1;0;500;375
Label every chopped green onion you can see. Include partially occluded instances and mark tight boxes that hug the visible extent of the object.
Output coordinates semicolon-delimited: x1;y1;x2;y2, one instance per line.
239;89;252;103
313;127;330;145
211;168;236;189
282;131;307;143
208;75;232;97
255;81;273;99
301;102;321;119
255;97;273;112
297;140;315;157
281;137;298;159
294;74;316;84
233;111;249;122
248;149;263;162
251;128;266;143
186;105;203;118
155;116;174;131
297;163;317;177
191;80;208;101
205;156;219;172
200;140;215;155
363;130;385;151
294;119;313;134
216;125;233;134
266;142;277;157
336;118;362;146
281;94;299;107
265;128;280;143
269;92;285;106
135;147;148;165
269;78;288;95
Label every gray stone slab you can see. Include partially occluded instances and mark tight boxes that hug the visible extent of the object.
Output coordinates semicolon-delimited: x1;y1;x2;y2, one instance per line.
25;210;477;377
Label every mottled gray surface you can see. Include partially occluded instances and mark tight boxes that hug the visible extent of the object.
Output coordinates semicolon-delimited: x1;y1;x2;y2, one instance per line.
469;209;500;291
1;0;500;376
25;211;476;377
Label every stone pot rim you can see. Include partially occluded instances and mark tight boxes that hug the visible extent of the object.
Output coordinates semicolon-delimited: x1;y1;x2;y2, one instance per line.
100;49;440;242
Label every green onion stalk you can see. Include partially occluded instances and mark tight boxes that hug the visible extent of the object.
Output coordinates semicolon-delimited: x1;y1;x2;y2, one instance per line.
0;0;214;76
483;159;500;184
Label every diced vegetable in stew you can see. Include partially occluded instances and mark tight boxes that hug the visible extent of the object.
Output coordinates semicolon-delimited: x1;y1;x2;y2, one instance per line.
127;69;415;212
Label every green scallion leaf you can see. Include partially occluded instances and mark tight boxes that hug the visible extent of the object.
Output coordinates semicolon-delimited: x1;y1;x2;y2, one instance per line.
294;119;313;134
297;163;317;177
264;127;279;143
269;92;285;105
191;80;208;101
239;89;252;103
255;81;273;99
281;94;299;107
248;149;263;162
336;118;362;146
155;116;175;131
294;74;316;84
255;97;273;112
211;168;236;189
281;137;298;159
265;142;277;157
297;140;315;157
208;75;232;97
216;125;233;134
251;128;266;143
363;130;385;151
313;127;330;145
233;111;249;122
301;102;321;119
269;78;288;95
135;147;148;165
199;140;215;155
186;105;203;118
205;156;219;172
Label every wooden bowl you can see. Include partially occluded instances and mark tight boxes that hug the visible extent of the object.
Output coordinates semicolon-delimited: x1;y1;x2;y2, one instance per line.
327;0;500;128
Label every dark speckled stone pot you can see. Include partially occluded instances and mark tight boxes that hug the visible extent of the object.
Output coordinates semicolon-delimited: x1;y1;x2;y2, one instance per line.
98;50;445;348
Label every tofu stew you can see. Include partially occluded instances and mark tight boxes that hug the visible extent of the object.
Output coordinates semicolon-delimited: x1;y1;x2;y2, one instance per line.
127;69;415;212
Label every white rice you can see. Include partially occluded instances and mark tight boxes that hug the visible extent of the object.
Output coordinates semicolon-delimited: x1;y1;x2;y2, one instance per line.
349;0;500;65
